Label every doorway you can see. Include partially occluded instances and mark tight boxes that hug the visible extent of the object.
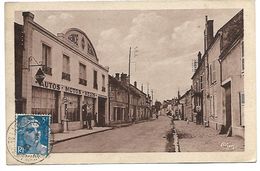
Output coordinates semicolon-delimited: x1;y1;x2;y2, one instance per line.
98;97;106;127
224;82;232;134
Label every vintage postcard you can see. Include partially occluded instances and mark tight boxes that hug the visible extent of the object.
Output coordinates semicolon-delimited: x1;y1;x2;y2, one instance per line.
5;0;256;164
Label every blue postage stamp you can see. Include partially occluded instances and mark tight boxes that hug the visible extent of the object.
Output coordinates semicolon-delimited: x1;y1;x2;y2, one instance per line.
16;114;51;156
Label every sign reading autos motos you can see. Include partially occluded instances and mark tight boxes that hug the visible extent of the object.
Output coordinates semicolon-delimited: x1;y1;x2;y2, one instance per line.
35;68;46;85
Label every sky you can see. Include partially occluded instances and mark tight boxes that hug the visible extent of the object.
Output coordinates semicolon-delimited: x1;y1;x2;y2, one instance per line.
15;9;240;102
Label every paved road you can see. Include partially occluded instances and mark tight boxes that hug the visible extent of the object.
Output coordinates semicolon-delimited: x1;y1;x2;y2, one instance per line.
52;116;172;153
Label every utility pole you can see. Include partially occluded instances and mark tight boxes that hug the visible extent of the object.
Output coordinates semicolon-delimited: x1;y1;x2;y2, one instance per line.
128;47;131;121
151;89;154;106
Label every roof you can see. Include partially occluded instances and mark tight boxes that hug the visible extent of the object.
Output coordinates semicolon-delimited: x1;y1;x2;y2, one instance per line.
191;9;243;79
179;89;191;100
108;75;128;91
219;33;243;60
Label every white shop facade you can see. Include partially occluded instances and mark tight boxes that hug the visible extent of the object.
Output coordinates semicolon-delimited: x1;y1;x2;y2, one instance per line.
18;12;109;133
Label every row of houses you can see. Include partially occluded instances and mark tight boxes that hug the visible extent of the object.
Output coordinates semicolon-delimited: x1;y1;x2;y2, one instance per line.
109;73;152;125
15;12;152;133
179;10;244;138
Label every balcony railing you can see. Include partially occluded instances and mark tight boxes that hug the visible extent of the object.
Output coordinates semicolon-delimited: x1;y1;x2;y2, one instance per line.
62;72;71;81
102;86;106;92
42;66;52;75
79;78;87;86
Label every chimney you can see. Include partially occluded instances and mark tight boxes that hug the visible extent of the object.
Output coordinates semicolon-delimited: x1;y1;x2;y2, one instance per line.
141;84;143;92
23;12;34;22
197;51;202;64
204;16;214;52
121;73;128;83
115;73;120;80
134;81;137;87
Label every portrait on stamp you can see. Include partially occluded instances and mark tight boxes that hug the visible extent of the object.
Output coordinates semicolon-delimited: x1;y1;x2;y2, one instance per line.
16;115;50;156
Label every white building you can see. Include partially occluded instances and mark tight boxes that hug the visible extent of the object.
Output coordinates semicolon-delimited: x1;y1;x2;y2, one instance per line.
15;12;109;133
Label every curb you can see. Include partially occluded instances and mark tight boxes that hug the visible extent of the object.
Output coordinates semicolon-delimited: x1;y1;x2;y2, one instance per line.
51;128;113;145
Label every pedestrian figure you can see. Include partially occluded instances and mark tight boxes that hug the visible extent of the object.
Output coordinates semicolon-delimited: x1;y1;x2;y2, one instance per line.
131;115;136;124
86;105;93;129
82;103;88;128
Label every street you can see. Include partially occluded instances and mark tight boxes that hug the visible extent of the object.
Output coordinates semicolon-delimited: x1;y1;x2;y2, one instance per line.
52;116;172;153
52;115;244;153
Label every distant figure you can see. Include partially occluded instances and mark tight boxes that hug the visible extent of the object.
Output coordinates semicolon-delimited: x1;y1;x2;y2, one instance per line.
86;105;93;129
131;115;136;124
82;103;88;128
94;112;98;127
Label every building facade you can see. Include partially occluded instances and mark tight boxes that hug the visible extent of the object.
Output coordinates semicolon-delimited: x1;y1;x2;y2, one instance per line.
179;89;192;121
218;10;244;137
15;12;109;133
108;73;151;125
191;52;207;124
191;10;244;137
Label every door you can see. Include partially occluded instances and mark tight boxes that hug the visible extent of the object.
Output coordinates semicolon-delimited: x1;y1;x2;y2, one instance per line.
224;82;232;132
98;97;106;126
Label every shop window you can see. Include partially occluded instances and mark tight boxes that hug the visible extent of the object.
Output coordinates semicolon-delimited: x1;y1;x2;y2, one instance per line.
113;107;117;121
62;54;70;81
42;43;52;75
102;74;106;92
79;63;87;86
32;87;58;123
93;70;98;89
65;93;80;122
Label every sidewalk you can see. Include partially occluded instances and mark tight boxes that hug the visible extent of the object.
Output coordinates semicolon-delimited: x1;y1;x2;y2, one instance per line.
51;127;113;144
174;120;244;152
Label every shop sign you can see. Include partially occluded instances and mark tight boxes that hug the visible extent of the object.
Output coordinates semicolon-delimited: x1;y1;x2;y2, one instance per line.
34;80;97;98
38;81;61;91
35;68;45;85
83;91;96;98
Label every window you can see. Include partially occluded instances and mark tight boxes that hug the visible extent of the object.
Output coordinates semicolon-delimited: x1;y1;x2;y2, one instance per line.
93;70;98;89
239;92;245;126
79;63;87;86
210;95;216;118
42;44;52;75
200;75;203;90
102;74;105;92
62;55;70;81
209;64;212;84
241;41;244;74
210;60;217;84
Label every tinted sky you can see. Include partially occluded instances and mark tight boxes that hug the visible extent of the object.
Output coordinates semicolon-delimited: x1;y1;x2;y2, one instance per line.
15;9;240;102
